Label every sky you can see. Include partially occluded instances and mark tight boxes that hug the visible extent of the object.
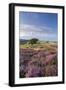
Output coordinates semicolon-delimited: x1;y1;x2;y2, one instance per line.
19;12;58;41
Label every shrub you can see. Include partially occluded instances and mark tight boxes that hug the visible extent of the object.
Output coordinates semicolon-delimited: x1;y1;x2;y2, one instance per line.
29;38;38;45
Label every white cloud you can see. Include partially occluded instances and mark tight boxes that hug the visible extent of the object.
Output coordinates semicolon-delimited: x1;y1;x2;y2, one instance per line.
19;24;57;41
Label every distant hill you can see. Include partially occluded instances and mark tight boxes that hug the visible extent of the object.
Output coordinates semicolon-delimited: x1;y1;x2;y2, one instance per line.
20;39;29;44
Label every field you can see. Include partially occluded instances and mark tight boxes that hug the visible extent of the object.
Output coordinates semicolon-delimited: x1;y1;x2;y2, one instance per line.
19;40;58;78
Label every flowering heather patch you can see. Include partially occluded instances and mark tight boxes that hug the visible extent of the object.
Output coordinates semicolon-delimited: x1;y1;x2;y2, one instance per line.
19;42;58;78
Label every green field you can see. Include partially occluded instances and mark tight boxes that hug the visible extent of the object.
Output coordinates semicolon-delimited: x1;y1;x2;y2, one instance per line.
20;41;57;51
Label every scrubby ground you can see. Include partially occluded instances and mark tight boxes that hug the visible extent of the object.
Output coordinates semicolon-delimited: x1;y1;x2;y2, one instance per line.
19;42;58;78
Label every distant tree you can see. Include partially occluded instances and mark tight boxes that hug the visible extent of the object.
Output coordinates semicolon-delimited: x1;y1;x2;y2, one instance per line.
46;41;49;43
29;38;38;45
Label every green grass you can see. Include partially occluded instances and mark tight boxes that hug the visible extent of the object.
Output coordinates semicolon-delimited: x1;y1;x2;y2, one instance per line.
20;41;57;51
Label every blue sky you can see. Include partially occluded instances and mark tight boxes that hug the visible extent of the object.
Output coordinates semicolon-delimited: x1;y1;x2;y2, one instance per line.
19;12;58;41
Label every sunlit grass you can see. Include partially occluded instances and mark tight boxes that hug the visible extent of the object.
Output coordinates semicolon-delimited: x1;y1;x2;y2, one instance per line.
20;41;57;52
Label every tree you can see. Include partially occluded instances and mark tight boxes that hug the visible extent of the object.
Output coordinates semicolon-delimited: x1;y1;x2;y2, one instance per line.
46;41;49;43
29;38;38;45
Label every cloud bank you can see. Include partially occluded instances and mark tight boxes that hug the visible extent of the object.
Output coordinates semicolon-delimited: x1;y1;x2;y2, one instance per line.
20;24;57;41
